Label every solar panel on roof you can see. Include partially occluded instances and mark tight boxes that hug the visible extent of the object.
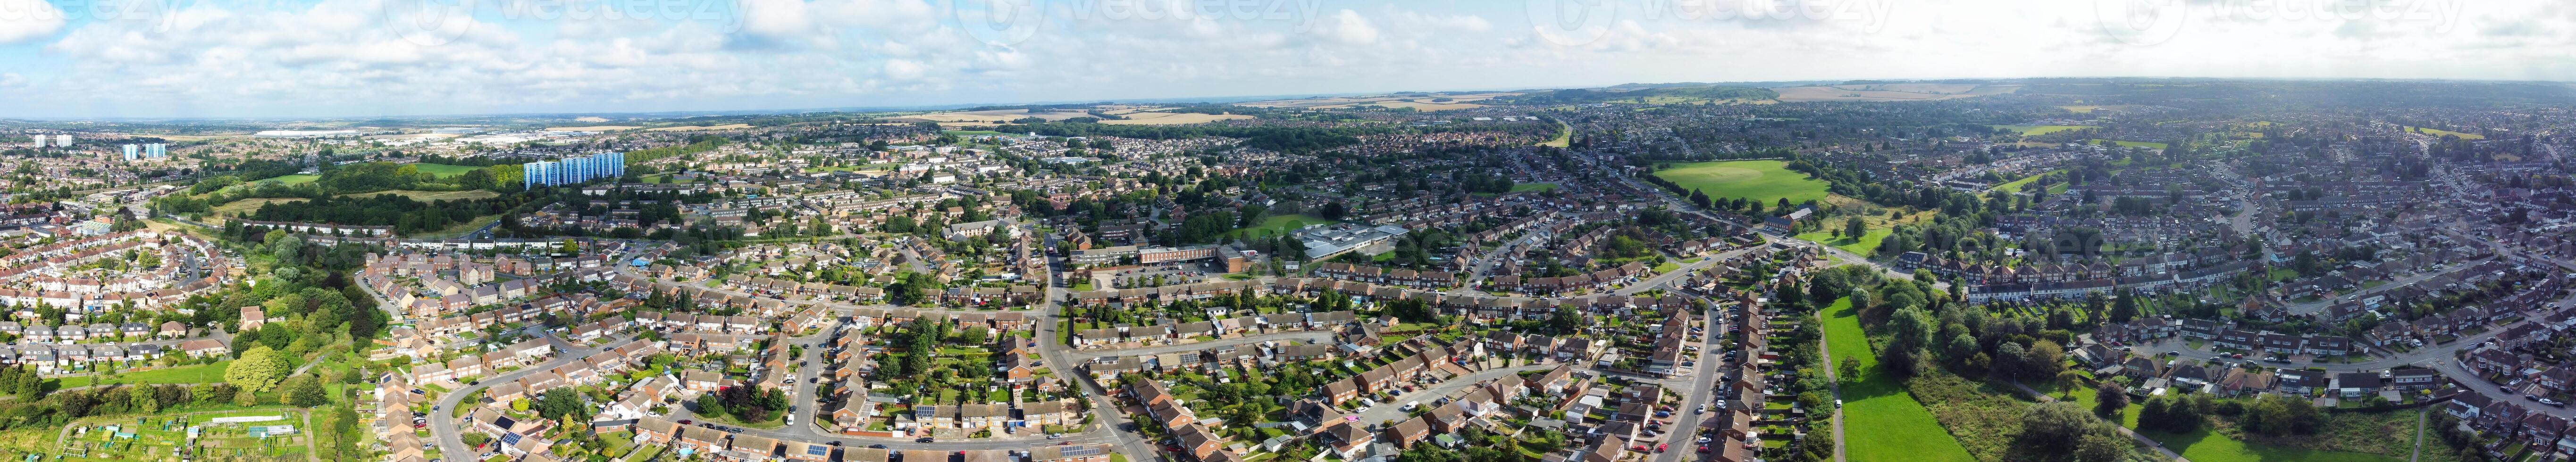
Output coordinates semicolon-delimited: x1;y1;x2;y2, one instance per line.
806;446;829;456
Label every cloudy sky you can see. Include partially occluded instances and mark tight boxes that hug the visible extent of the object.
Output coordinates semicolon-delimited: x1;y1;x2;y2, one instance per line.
0;0;2566;118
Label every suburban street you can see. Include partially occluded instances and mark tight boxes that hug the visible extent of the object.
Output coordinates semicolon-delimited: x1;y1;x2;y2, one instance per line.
428;333;603;462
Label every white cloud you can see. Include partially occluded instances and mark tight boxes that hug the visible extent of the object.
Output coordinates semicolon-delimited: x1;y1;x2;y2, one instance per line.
1320;9;1378;45
0;0;2573;116
0;0;64;44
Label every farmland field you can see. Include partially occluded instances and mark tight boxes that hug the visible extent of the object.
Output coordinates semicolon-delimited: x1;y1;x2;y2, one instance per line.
1822;298;1976;462
1650;160;1831;205
648;124;753;132
545;125;641;132
1099;112;1256;125
1991;124;2096;136
1772;83;2020;102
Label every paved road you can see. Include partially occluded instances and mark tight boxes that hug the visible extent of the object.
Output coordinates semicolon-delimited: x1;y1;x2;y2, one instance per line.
1055;330;1334;362
609;259;1163;460
429;333;613;462
2282;259;2492;315
1657;304;1727;462
1345;364;1552;425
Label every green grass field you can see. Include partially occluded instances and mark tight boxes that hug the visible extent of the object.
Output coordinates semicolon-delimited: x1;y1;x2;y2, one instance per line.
1991;170;2062;193
1822;298;1976;462
2087;139;2170;149
1992;124;2096;136
1510;182;1559;193
410;163;483;178
2139;427;2401;462
1796;227;1890;257
1235;214;1330;238
55;362;232;389
266;174;319;185
2402;126;2484;140
1652;160;1831;205
944;130;1008;137
2056;382;2403;462
1539;121;1570;148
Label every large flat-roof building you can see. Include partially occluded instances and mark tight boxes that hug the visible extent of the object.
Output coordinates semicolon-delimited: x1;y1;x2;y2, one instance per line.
1296;223;1408;260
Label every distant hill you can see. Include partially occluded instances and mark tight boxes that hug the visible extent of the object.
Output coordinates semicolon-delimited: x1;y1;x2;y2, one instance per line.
1506;86;1780;104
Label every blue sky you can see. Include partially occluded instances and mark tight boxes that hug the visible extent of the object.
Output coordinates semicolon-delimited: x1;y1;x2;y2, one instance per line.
0;0;2565;118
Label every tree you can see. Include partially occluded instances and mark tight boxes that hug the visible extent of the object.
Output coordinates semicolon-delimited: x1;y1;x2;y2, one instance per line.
224;346;291;395
129;386;159;413
1844;217;1867;240
537;388;588;421
2092;383;2129;418
2137;394;2203;433
2013;402;2128;462
696;394;726;416
2025;340;2068;380
1883;306;1936;376
284;375;329;407
1393;446;1460;462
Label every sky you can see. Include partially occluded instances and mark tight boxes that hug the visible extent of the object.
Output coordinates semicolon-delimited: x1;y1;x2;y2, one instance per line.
0;0;2567;118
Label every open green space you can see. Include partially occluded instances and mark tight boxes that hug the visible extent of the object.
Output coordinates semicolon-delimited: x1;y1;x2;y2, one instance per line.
1992;169;2064;193
2402;126;2484;140
1235;214;1330;238
944;130;1008;137
1992;124;2096;136
1539;121;1571;148
410;163;484;178
54;361;233;389
1821;298;1976;462
1509;182;1559;193
1797;227;1891;257
2138;427;2401;462
2087;139;2170;149
1651;160;1831;205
